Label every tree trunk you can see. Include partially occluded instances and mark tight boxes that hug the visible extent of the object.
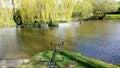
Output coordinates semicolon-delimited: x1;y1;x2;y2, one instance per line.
102;13;106;20
12;0;22;25
12;0;15;13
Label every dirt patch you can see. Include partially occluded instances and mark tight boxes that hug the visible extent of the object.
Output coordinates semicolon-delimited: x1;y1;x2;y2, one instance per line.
0;59;29;67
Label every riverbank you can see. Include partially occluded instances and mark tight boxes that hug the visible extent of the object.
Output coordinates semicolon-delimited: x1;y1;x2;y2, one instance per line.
105;14;120;20
0;51;119;68
20;51;119;68
0;14;120;27
0;59;29;67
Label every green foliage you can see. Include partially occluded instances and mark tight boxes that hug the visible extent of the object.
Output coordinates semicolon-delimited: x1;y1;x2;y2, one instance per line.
118;7;120;13
73;0;93;20
0;0;15;27
20;51;119;68
73;0;119;20
117;1;120;13
92;0;119;18
13;0;74;24
0;0;119;26
118;1;120;6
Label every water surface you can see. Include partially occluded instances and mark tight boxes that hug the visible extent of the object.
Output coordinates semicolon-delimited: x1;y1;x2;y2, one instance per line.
0;20;120;64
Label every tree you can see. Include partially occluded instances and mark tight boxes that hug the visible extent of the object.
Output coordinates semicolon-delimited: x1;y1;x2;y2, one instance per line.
92;0;119;19
12;0;22;25
73;0;93;20
0;0;1;8
12;0;74;25
0;0;15;26
61;0;74;21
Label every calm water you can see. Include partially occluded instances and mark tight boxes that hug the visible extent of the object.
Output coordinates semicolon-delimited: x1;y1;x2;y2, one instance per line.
0;20;120;64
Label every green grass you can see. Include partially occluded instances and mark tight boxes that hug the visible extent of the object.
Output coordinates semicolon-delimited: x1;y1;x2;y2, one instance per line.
118;1;120;5
20;51;119;68
105;14;120;20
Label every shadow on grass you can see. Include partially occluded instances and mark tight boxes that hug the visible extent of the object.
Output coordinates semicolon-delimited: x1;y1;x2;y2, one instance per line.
59;51;107;68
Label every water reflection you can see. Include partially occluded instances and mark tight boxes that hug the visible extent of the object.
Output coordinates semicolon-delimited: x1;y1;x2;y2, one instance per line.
0;20;120;64
0;28;29;59
20;27;74;56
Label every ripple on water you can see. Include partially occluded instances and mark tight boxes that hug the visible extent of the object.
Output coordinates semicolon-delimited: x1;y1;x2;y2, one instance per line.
76;38;120;64
1;20;120;64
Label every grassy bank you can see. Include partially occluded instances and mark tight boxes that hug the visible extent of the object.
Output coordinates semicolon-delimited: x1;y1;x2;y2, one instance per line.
20;51;119;68
105;14;120;20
